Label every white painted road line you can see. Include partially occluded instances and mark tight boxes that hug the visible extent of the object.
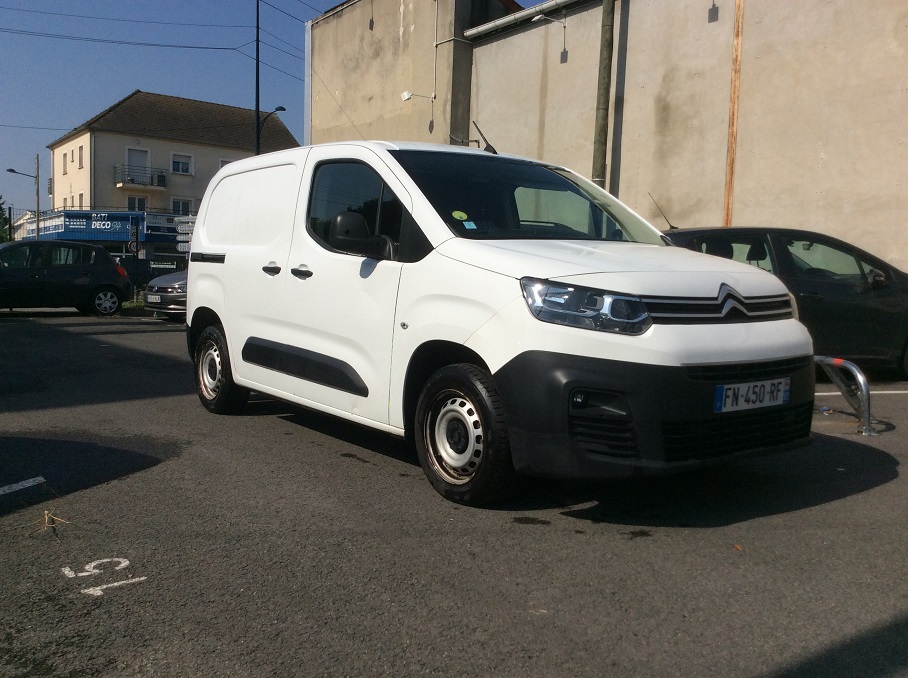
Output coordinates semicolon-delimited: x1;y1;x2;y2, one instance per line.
817;391;908;396
0;476;46;496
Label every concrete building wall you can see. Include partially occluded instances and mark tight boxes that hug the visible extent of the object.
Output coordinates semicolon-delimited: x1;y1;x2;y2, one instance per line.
307;0;908;268
611;0;908;267
469;3;603;176
310;0;465;144
730;1;908;266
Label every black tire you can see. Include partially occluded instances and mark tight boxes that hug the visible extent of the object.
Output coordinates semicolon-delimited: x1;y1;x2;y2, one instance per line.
90;287;121;316
414;363;514;506
194;325;249;414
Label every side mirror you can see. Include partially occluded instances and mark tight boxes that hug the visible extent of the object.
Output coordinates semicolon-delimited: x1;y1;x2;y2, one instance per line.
869;268;887;289
328;212;392;259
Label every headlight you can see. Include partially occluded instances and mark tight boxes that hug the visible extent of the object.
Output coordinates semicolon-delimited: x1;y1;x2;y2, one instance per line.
520;277;652;335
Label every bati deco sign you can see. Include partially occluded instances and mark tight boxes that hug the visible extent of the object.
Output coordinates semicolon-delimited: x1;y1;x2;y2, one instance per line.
64;211;141;242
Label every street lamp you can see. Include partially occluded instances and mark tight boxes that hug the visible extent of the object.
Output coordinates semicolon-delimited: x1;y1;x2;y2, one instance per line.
256;106;286;155
6;154;40;239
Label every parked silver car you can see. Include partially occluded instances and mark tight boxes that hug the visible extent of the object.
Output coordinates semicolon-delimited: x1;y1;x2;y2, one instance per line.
144;270;186;319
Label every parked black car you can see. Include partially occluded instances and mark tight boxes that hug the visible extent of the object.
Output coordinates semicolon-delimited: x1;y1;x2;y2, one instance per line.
665;227;908;376
0;240;132;316
144;270;186;319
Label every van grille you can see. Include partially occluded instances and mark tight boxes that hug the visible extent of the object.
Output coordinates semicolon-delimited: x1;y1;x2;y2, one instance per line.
662;402;813;462
642;285;792;324
685;356;812;382
570;417;638;457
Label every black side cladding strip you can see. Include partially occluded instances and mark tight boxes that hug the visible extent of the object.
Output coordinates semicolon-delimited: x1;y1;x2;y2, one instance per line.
189;252;226;264
242;337;369;398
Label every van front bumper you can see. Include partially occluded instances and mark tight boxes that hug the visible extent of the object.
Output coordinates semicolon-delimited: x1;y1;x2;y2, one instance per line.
492;351;814;479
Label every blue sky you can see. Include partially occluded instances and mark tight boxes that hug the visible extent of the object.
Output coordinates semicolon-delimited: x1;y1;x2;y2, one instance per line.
1;0;339;212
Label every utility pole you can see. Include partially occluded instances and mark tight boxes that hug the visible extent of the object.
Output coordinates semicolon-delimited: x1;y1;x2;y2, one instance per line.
35;154;40;240
255;0;261;154
592;1;616;188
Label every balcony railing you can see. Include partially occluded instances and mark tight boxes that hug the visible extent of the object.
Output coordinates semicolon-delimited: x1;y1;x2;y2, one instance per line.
114;164;168;188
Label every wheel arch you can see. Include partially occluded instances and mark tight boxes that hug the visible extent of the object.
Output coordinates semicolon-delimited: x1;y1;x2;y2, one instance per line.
402;340;490;439
187;306;224;361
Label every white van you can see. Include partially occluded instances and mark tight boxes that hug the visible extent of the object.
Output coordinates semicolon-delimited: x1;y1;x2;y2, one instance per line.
187;142;814;505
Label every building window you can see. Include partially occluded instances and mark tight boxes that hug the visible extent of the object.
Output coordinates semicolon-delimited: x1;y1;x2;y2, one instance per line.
62;153;67;175
78;146;84;168
172;153;192;174
78;193;84;209
63;197;67;210
128;196;147;212
172;198;191;215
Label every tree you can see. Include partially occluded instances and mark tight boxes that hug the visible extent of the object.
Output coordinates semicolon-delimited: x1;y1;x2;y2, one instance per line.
0;195;9;243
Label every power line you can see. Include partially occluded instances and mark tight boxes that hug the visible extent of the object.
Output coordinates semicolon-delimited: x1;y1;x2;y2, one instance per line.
287;0;327;14
0;26;244;50
262;0;308;25
262;39;306;62
0;4;252;29
235;49;305;83
260;28;305;56
0;123;71;131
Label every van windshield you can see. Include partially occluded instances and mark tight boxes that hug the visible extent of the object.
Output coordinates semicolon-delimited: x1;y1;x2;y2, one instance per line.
389;150;665;245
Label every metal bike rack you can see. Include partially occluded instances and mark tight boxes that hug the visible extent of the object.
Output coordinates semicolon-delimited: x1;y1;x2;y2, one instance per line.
814;355;878;436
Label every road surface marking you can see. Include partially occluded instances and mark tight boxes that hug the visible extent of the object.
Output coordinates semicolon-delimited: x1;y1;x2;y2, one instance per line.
0;476;46;496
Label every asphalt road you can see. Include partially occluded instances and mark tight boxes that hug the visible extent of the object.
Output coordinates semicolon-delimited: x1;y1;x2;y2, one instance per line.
2;312;907;677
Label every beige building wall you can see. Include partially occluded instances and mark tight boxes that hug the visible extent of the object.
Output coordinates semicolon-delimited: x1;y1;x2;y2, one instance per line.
88;133;248;214
51;131;91;210
611;0;908;267
731;1;908;267
308;0;908;268
309;0;471;144
469;4;603;177
606;0;733;228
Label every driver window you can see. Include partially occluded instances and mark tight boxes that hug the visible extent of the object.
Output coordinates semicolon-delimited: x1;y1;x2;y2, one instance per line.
308;162;404;248
514;187;597;238
0;244;35;269
785;239;866;283
700;237;775;273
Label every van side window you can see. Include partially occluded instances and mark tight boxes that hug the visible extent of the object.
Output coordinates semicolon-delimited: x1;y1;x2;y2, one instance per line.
308;161;404;247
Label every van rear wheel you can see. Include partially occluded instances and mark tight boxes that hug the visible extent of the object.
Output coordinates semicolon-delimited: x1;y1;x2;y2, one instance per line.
415;364;514;506
195;325;249;414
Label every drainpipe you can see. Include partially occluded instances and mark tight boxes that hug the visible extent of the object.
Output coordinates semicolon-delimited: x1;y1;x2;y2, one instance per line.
723;0;745;226
591;1;616;188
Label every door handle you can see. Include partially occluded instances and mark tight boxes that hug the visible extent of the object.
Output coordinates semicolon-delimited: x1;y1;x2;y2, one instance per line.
291;267;313;279
798;291;824;300
262;264;281;276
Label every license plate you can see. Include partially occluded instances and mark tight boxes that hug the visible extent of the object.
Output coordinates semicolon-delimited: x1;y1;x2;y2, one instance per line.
146;294;161;303
714;377;790;413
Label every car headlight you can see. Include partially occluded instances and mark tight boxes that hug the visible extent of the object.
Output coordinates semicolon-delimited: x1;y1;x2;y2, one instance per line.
520;277;652;335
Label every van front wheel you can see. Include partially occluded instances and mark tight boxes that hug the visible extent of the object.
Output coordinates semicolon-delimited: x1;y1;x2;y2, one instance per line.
195;325;249;415
415;364;514;506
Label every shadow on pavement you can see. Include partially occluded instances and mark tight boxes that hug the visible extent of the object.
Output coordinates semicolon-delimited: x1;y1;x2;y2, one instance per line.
0;315;194;412
763;610;908;677
0;435;184;517
527;433;899;527
246;390;899;527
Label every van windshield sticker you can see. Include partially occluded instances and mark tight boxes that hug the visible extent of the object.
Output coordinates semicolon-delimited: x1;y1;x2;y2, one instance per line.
463;221;477;230
452;211;468;221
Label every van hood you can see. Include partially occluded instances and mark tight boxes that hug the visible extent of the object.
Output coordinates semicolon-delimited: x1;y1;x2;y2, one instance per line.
435;238;789;298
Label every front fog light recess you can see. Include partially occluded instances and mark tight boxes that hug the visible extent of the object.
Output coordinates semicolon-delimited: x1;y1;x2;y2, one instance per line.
520;278;652;335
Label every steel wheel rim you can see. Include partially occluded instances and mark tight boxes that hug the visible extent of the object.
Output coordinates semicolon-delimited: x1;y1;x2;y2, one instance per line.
426;390;484;484
198;341;222;400
94;291;118;314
